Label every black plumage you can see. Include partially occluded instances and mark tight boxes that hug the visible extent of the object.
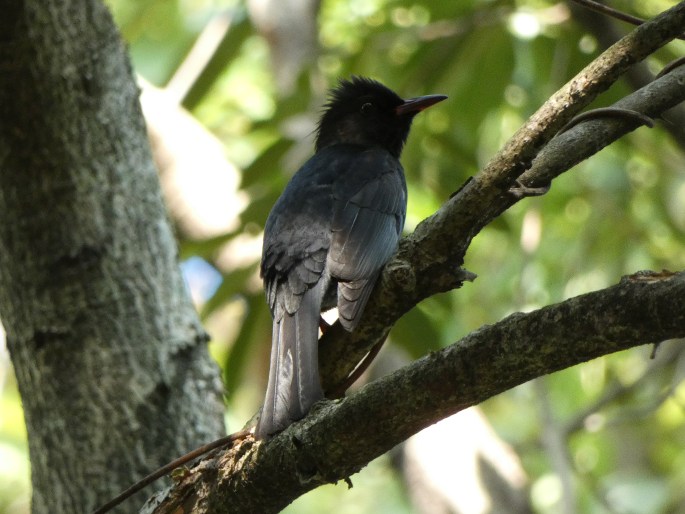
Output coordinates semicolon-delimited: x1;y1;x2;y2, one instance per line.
256;77;446;439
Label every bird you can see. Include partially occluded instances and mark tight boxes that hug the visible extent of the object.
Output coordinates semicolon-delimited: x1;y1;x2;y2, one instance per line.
256;76;447;439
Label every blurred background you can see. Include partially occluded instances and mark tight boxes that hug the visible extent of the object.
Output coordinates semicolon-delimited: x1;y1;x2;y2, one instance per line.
2;0;685;512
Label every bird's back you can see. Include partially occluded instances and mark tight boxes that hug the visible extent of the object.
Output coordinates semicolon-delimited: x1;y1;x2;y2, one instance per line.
261;144;406;323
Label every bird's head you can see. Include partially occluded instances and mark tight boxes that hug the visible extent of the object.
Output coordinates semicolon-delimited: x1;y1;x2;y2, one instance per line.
315;76;447;158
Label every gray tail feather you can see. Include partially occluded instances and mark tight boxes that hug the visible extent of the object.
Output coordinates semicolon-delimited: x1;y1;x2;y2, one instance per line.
256;282;324;439
337;274;378;332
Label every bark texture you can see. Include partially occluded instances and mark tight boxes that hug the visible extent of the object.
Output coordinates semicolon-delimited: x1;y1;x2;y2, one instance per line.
152;272;685;514
0;2;224;513
318;1;685;390
149;2;685;512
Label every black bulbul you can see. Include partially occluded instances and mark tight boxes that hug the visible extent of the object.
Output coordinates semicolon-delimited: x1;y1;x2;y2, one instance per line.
256;77;447;439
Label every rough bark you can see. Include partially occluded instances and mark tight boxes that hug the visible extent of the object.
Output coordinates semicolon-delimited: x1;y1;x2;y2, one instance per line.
148;2;685;512
152;272;685;514
318;0;685;390
1;0;682;512
567;0;685;149
0;2;224;513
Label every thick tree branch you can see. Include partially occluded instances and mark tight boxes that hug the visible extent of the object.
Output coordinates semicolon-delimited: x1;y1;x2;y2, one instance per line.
568;0;685;148
319;1;685;390
151;271;685;513
143;3;685;512
520;60;685;188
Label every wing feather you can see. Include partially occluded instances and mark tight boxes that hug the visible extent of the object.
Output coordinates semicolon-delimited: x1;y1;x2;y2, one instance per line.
328;148;407;329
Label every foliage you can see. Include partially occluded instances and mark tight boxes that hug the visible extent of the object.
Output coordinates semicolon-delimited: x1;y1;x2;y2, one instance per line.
1;0;684;513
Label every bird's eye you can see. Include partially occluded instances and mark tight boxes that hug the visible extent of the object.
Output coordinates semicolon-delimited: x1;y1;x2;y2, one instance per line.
360;102;374;115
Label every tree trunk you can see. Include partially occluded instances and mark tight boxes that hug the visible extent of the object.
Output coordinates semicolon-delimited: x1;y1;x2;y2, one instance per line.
0;2;224;513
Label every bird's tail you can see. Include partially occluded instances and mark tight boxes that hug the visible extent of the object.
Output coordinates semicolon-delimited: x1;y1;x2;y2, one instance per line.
255;282;325;439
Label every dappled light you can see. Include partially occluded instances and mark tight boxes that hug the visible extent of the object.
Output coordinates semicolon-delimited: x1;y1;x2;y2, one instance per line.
1;0;685;513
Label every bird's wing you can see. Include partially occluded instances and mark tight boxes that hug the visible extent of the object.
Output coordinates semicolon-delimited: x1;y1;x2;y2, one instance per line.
328;148;407;330
258;150;344;438
261;146;406;329
261;150;340;320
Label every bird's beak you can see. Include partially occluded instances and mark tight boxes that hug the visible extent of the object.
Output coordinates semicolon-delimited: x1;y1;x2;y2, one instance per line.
395;94;447;116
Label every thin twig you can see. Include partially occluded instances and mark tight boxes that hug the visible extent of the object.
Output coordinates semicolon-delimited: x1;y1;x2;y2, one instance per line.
569;0;652;27
327;339;386;398
92;430;251;514
558;107;654;134
568;0;685;40
656;55;685;78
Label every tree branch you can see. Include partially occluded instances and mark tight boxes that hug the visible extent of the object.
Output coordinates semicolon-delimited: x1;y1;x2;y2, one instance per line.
151;271;685;513
143;3;685;512
519;60;685;188
319;0;685;390
568;0;685;37
567;0;685;148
